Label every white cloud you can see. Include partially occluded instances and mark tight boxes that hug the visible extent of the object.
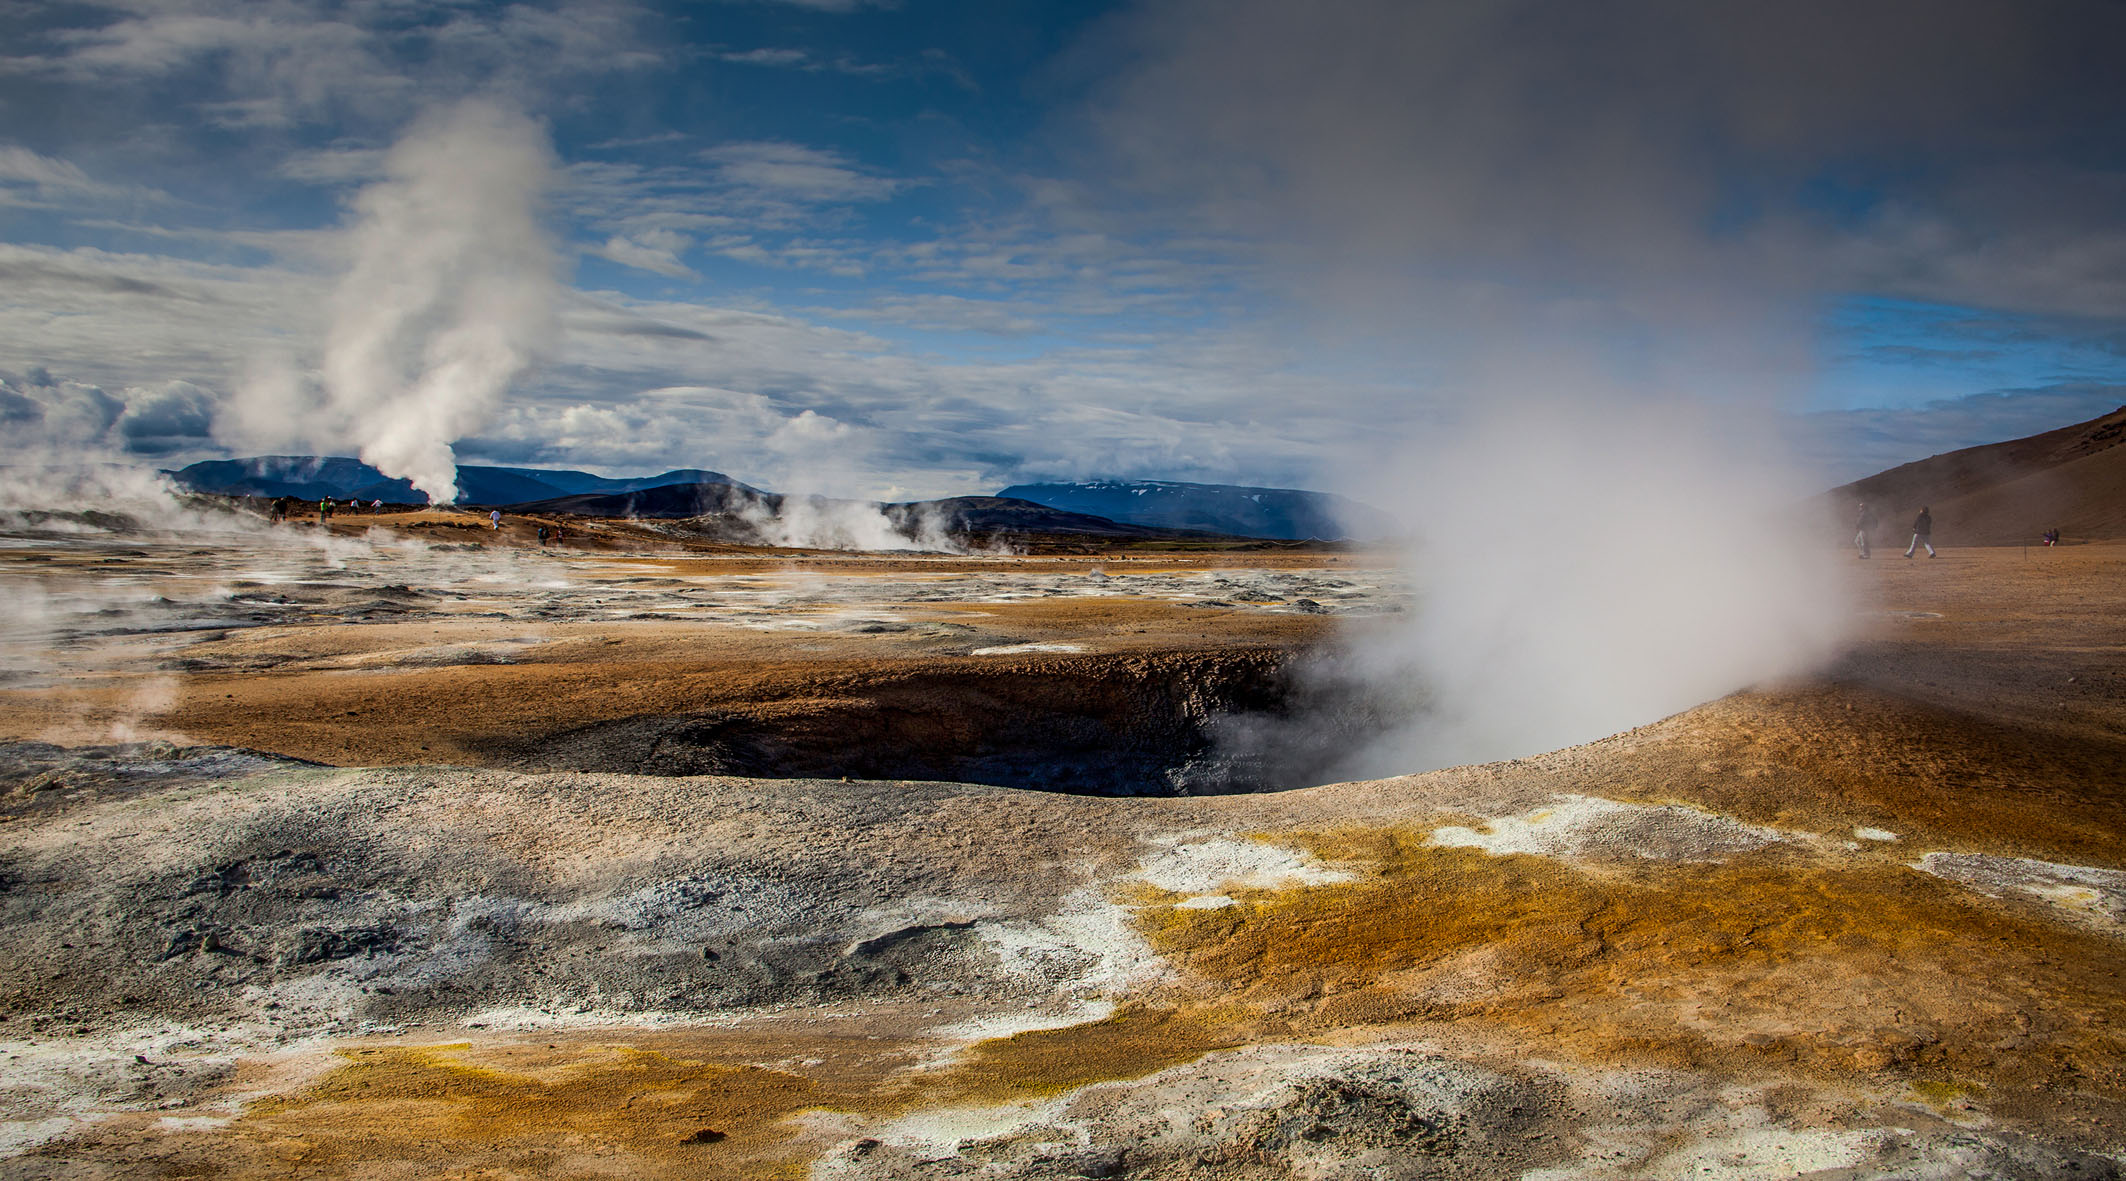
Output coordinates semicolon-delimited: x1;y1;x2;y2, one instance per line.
0;145;104;192
509;289;1374;496
5;0;658;130
592;232;697;279
1836;213;2126;322
717;47;811;67
829;293;1045;336
0;370;214;457
276;145;388;184
39;10;365;76
556;145;917;274
116;380;216;453
65;220;349;269
0;144;162;209
28;8;394;128
709;45;898;77
0;225;1358;494
0;243;327;390
701;141;902;204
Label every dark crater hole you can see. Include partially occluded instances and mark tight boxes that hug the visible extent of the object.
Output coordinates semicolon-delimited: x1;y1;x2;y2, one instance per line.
499;651;1391;796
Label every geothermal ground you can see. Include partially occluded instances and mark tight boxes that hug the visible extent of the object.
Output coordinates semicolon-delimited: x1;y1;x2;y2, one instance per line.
2;511;2123;1179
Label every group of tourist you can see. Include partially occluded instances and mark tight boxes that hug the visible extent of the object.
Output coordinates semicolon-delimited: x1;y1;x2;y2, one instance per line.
489;510;567;544
260;496;576;547
266;495;385;523
263;498;568;546
1852;504;1935;559
1854;503;2063;558
486;512;570;546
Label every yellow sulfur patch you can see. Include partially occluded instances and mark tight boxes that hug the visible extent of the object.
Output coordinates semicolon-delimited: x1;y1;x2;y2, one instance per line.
1911;1079;1985;1109
235;1040;831;1180
919;1005;1247;1103
1128;826;2126;1123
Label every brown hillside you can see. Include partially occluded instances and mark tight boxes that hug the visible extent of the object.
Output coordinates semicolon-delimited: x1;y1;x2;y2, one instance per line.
1831;404;2126;546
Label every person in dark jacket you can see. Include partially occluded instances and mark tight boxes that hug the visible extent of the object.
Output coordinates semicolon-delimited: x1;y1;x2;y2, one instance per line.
1905;506;1935;558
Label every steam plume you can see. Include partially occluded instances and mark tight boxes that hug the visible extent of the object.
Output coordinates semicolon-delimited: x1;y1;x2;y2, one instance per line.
1094;1;1886;771
1332;397;1854;775
319;98;560;503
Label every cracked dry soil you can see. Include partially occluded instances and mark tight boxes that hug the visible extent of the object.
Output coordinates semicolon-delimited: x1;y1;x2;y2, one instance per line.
1;533;2124;1179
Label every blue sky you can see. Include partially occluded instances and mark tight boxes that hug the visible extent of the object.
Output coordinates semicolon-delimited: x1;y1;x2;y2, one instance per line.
2;0;2124;498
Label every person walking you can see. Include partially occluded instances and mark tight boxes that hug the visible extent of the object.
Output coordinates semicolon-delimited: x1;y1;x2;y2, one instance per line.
489;508;502;531
1854;502;1876;558
1905;506;1935;558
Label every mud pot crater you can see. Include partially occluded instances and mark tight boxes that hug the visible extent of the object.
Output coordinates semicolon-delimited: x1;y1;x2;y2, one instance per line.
496;651;1379;796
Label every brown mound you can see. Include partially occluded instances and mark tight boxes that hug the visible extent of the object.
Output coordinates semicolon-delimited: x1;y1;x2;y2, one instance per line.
1831;405;2126;545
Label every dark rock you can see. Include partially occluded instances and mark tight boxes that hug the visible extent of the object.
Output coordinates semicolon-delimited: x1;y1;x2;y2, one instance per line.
1041;1148;1125;1178
286;926;402;965
186;862;251;897
158;928;207;960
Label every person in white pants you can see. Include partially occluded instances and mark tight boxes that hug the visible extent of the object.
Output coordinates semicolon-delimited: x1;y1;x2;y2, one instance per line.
489;509;502;531
1854;502;1875;558
1905;506;1935;558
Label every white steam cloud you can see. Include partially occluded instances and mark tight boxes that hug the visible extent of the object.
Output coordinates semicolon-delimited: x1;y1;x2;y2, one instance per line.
1096;0;1878;774
231;98;561;504
1325;398;1853;776
742;497;986;555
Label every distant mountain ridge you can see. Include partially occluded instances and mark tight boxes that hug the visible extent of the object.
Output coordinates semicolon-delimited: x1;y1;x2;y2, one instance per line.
1829;405;2126;545
167;457;745;505
169;457;1381;546
996;480;1393;541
